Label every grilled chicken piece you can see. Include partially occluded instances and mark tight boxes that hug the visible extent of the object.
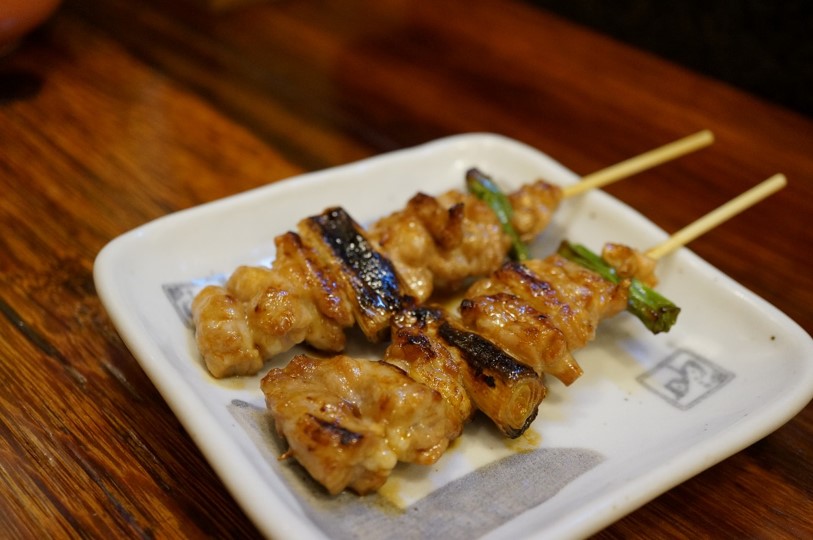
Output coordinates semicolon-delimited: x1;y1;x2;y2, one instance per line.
369;178;563;302
191;231;355;378
521;255;630;348
227;234;353;358
507;178;564;241
191;286;262;378
262;307;546;495
387;306;545;439
370;190;509;302
601;242;659;287
261;354;457;495
271;231;356;333
459;292;581;385
466;257;628;353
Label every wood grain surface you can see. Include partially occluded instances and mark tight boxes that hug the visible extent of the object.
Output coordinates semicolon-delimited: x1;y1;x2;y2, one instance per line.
1;0;811;538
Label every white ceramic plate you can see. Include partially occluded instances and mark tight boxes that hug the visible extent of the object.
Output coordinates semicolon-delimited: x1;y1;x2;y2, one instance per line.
94;134;813;540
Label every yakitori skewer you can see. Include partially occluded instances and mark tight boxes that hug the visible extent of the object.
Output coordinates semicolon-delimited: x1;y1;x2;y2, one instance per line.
261;173;786;495
449;173;789;405
193;132;714;378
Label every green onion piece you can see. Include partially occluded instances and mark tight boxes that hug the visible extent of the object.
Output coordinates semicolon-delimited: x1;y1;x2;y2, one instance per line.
627;278;682;334
557;241;680;334
465;168;529;261
556;241;619;282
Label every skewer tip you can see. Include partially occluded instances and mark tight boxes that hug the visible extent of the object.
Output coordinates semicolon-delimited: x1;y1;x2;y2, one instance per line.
766;172;788;189
696;129;715;145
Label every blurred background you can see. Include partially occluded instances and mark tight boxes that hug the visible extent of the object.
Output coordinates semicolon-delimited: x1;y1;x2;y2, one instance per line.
525;0;813;117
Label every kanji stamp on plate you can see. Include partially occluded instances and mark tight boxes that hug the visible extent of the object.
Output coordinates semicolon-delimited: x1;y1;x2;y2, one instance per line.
637;349;735;410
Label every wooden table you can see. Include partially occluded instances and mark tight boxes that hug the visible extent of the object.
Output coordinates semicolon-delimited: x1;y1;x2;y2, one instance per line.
2;0;811;537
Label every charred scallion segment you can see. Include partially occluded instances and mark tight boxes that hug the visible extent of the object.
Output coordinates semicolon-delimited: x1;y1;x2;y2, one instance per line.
438;321;544;438
386;305;543;439
301;207;406;341
557;241;680;333
465;168;529;261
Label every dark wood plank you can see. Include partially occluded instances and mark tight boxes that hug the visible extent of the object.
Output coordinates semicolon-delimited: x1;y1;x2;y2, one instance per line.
0;13;295;539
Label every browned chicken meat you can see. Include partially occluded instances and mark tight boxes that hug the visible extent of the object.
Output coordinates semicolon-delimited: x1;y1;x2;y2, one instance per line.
369;175;563;301
191;286;263;378
261;354;458;495
466;256;627;353
459;292;580;385
601;242;659;287
227;232;354;358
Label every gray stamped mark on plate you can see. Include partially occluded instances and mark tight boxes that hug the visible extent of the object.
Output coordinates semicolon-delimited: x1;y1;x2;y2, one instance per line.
637;348;734;410
162;275;226;328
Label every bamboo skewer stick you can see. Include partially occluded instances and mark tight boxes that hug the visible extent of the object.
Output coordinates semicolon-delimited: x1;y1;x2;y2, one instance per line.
562;130;715;198
646;173;787;260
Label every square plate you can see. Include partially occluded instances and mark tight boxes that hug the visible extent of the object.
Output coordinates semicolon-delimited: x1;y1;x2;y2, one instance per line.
94;133;813;539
